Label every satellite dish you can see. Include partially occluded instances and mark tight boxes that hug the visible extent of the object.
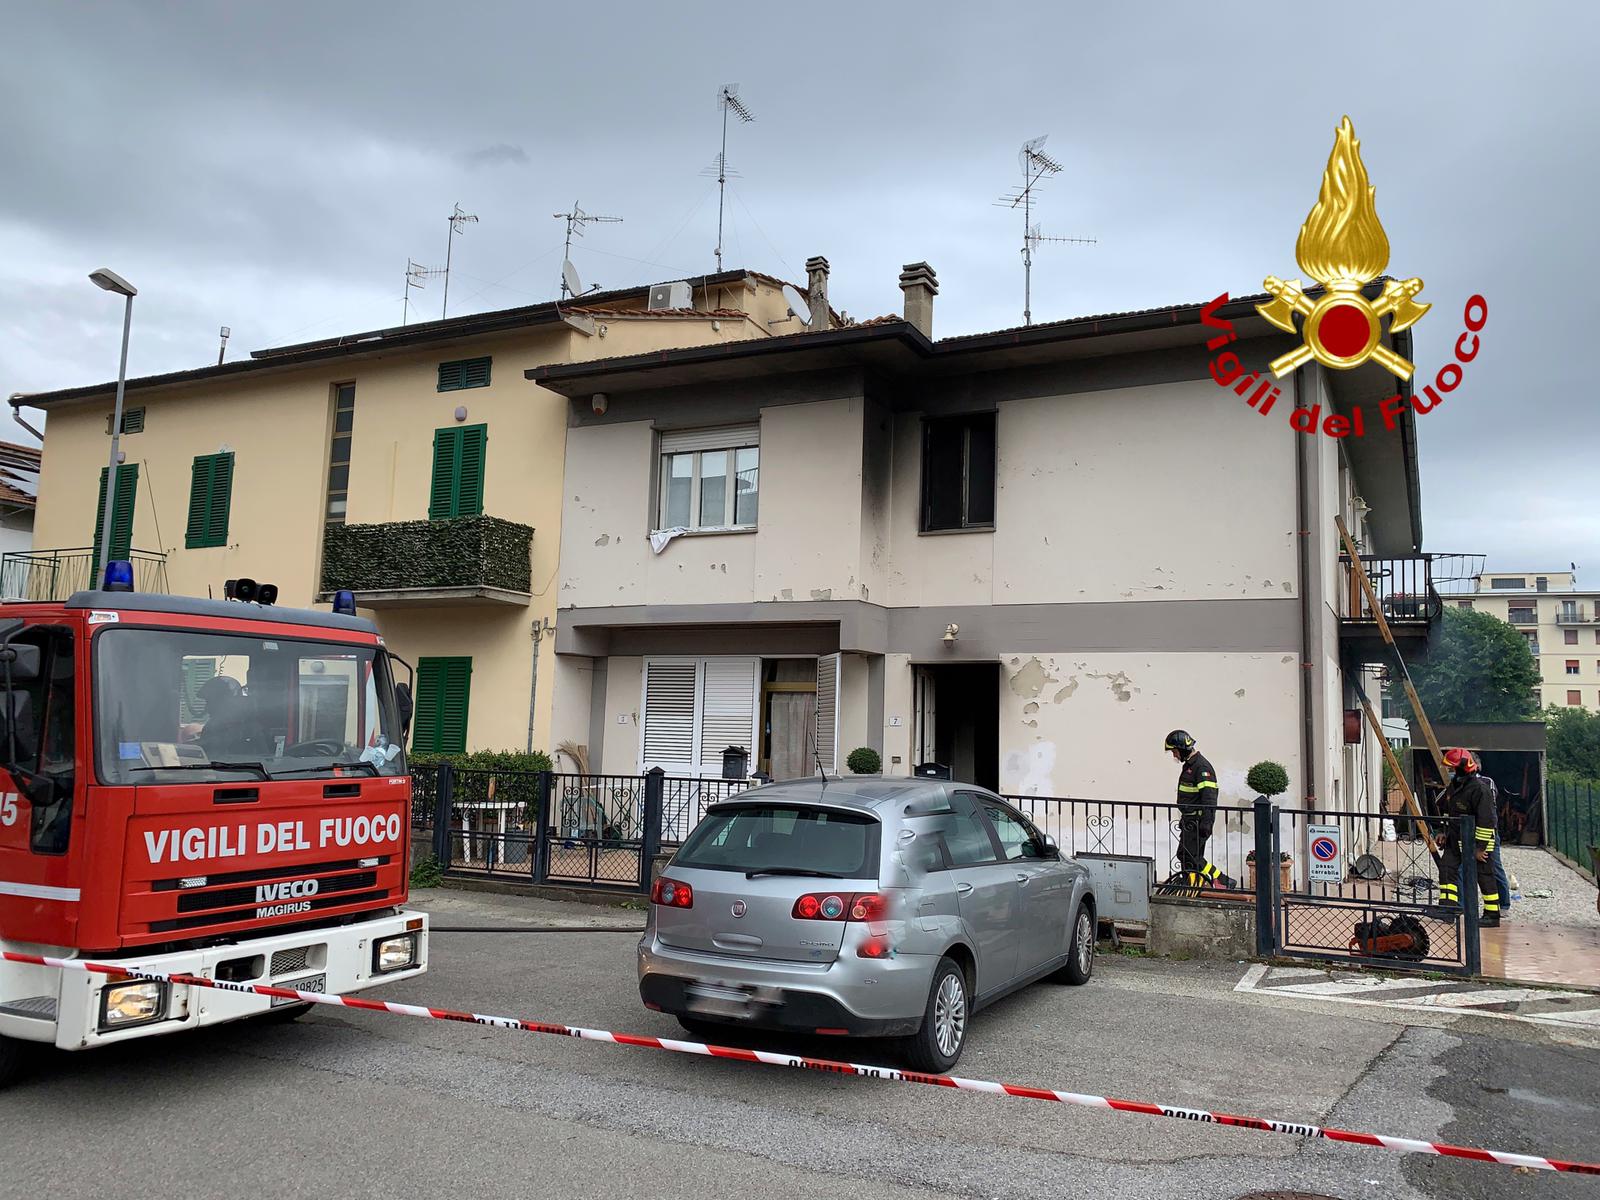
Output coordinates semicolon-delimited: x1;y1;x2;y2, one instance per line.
1019;135;1049;169
781;283;811;325
562;259;584;298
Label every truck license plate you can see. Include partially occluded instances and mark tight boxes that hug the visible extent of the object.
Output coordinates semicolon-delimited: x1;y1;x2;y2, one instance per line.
273;974;326;1006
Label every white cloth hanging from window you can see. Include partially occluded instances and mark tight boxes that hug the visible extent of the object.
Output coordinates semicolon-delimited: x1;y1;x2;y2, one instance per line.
650;526;691;554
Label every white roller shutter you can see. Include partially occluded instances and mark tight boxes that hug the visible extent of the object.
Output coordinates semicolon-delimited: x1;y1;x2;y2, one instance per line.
641;660;697;771
658;424;760;454
815;653;840;774
698;658;760;773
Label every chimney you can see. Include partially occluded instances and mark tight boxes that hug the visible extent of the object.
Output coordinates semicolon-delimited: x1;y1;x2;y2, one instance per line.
805;255;832;331
898;262;937;338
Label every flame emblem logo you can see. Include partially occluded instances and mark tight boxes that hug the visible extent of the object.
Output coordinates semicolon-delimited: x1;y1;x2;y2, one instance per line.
1257;117;1429;379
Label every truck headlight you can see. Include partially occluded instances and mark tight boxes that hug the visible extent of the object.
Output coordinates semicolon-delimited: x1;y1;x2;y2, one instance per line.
100;980;167;1030
373;933;418;974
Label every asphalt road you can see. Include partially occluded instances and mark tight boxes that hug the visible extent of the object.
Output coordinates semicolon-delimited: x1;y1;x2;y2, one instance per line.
4;888;1598;1200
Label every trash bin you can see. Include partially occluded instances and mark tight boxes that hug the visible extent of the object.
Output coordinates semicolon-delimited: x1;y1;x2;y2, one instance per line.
914;762;953;780
721;745;749;780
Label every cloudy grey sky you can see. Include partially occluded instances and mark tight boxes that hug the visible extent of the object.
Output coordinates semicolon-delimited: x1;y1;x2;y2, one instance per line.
3;2;1595;574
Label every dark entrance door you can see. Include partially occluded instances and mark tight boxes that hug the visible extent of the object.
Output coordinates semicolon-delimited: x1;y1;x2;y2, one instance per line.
914;663;1000;791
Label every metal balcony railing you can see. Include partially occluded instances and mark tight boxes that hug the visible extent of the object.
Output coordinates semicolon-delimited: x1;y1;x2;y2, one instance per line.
1339;553;1441;628
1555;607;1590;625
0;548;169;601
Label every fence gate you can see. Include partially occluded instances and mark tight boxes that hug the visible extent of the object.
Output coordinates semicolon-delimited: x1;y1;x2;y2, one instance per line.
1262;804;1481;977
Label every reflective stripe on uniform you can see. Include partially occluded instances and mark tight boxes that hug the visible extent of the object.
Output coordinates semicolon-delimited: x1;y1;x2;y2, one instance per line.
1178;781;1219;793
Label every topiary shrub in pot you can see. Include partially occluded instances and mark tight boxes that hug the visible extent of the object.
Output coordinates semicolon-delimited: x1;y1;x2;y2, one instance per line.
1245;760;1291;893
846;747;882;775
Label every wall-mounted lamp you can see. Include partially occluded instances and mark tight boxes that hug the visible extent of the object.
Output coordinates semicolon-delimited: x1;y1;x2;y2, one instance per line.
942;623;959;643
592;392;608;415
454;405;468;422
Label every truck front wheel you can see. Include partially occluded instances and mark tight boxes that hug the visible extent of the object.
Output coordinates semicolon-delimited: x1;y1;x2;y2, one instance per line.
0;1035;34;1090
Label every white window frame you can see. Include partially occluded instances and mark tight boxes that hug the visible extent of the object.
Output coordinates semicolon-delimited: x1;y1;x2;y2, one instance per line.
656;426;759;533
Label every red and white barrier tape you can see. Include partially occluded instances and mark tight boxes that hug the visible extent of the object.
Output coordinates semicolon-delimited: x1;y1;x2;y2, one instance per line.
7;950;1596;1176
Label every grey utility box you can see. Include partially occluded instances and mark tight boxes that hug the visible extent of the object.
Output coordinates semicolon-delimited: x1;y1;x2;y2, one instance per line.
1074;853;1154;923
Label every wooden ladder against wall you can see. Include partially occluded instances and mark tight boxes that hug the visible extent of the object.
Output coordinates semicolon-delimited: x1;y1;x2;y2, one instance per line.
1336;515;1442;857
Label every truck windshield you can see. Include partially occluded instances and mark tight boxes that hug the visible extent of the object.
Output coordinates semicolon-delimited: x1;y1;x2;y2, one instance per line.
94;627;405;785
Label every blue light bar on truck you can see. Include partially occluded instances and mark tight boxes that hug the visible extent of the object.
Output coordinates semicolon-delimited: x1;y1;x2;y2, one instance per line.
333;590;357;616
103;560;135;592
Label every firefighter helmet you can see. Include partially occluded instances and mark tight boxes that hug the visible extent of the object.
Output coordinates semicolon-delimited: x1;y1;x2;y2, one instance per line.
196;674;242;716
1164;729;1196;755
1443;747;1479;774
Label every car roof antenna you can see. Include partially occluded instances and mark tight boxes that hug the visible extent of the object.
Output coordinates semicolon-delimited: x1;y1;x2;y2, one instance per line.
811;723;830;788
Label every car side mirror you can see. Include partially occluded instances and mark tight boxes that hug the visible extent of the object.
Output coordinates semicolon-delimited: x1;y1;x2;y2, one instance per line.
1037;833;1059;859
394;682;414;742
0;643;40;682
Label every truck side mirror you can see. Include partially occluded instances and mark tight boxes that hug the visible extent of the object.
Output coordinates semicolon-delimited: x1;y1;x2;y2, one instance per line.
0;643;40;682
395;682;413;741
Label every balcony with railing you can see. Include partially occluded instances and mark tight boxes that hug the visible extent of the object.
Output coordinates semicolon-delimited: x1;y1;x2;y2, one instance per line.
1555;605;1591;625
0;547;169;601
1339;553;1441;663
318;514;533;607
1508;607;1539;626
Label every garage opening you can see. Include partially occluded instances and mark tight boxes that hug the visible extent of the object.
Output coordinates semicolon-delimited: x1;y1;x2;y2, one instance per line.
913;663;1000;791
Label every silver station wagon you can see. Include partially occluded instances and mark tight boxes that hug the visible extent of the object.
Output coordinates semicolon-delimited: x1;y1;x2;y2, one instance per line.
638;777;1096;1070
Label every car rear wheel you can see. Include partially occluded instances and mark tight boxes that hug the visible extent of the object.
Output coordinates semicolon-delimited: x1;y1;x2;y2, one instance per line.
900;957;968;1073
1052;902;1095;985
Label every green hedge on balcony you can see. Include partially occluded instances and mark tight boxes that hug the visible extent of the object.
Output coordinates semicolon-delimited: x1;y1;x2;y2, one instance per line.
321;515;532;594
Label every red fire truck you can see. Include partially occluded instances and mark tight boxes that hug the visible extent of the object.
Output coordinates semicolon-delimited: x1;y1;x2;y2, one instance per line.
0;572;428;1085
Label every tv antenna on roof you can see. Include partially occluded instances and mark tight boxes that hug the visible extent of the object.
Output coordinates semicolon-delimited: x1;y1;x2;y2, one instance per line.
710;84;755;273
441;203;478;319
553;201;623;299
403;258;445;326
996;136;1095;326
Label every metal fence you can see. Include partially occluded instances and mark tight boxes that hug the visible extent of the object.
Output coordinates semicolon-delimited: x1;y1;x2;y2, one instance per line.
0;546;168;600
410;764;758;891
1547;779;1600;880
1272;808;1476;975
1001;795;1258;890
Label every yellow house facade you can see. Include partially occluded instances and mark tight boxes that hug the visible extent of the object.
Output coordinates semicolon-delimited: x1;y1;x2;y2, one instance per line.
12;270;803;755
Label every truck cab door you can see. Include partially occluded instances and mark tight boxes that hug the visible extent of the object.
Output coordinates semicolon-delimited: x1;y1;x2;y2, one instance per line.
0;623;81;945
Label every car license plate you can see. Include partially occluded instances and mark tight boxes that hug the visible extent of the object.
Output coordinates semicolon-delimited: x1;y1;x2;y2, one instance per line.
685;981;752;1018
273;974;325;1006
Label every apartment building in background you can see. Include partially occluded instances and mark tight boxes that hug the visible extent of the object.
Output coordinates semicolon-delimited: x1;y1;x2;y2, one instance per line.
1458;571;1600;711
10;270;803;753
532;259;1437;811
0;440;41;566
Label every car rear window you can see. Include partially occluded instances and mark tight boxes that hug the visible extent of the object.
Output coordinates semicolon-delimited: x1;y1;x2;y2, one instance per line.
673;806;880;878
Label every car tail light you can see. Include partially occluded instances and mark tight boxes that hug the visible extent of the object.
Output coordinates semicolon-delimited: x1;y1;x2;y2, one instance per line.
792;892;885;921
650;877;693;908
857;937;891;959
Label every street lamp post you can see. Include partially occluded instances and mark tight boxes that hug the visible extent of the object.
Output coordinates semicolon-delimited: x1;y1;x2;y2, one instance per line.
89;268;136;584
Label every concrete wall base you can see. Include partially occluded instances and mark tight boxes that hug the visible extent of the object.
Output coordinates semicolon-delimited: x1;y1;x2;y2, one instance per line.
1146;895;1256;959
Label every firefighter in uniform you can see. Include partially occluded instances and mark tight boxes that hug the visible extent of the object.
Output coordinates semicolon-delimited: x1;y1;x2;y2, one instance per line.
1165;730;1237;890
1437;747;1501;927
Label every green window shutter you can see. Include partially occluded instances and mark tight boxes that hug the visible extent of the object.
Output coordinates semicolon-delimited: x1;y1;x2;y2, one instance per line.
413;656;471;754
457;424;486;517
437;357;491;392
429;428;460;520
185;453;235;548
91;464;140;578
185;456;213;546
461;357;491;388
427;424;487;520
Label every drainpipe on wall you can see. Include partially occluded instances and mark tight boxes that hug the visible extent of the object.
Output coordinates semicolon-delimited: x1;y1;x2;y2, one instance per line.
1294;370;1318;810
527;619;551;754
